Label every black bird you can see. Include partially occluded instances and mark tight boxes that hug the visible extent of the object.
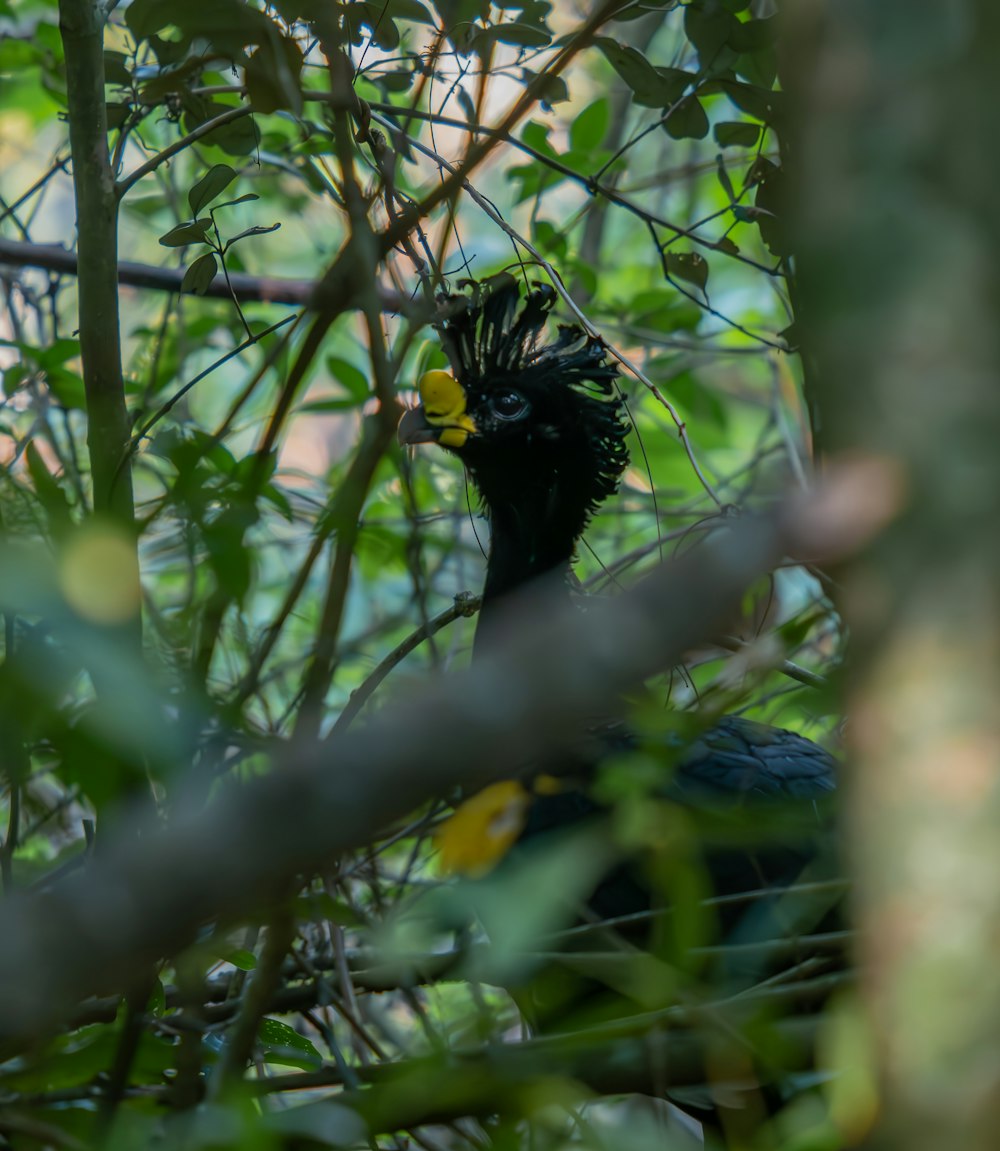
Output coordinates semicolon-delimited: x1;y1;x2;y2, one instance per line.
398;274;838;973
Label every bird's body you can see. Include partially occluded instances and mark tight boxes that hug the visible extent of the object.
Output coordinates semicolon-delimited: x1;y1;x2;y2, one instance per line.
399;272;837;952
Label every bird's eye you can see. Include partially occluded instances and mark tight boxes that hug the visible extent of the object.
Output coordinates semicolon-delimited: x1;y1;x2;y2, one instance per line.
491;390;527;420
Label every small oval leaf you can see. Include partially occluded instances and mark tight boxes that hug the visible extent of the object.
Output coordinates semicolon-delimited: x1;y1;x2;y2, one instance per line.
188;164;238;218
666;251;709;291
663;94;709;141
715;120;762;148
472;22;551;51
257;1018;322;1069
159;219;213;248
181;253;219;295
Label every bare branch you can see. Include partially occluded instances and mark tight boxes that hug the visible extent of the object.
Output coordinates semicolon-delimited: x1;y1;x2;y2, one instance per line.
0;236;409;310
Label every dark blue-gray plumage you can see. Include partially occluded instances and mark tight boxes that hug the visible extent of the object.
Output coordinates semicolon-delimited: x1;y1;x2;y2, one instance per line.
400;273;837;934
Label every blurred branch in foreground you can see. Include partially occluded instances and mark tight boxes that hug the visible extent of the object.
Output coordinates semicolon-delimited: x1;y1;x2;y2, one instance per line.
0;464;895;1051
789;3;1000;1148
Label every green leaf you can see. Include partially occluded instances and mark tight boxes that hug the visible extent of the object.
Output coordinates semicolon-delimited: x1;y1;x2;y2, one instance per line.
125;0;175;39
629;288;702;332
595;38;679;107
103;50;131;85
715;154;735;202
203;502;256;601
532;218;567;260
385;0;434;22
325;356;370;404
684;4;737;66
0;1026;177;1093
657;66;696;105
376;66;416;93
610;0;677;19
472;21;551;51
728;16;778;53
257;1018;322;1069
735;45;777;88
127;0;274;54
521;119;556;157
353;1;402;49
662;369;727;429
666;251;709;291
9;337;82;371
47;372;87;410
159;219;213;248
0;34;45;67
106;102;130;130
293;891;365;926
245;34;304;114
222;948;258;971
714;120;761;148
234;449;275;486
663;94;709;140
507;163;543;203
355;523;407;577
139;981;164;1022
779;611;820;651
720;80;784;125
535;71;568;111
26;441;73;530
224;222;281;249
712;235;740;255
570;98;609;152
454;85;476;124
213;193;260;210
434;0;483;52
181;252;219;295
212;115;261;157
188;165;238;218
182;100;261;157
748;156;788;256
262;483;293;521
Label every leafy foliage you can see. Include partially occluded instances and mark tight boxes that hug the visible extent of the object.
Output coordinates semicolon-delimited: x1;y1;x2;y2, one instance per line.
0;1;845;1148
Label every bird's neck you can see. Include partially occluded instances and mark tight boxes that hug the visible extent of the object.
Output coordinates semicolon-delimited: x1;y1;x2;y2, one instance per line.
473;472;590;655
482;502;581;602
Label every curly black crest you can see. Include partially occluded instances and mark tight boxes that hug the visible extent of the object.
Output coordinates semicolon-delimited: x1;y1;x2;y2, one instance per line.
435;273;630;516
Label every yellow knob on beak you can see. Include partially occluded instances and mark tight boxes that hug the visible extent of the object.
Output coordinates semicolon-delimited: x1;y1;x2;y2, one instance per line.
397;370;477;449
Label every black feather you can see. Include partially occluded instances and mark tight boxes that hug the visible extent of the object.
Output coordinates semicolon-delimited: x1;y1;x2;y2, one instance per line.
435;273;629;525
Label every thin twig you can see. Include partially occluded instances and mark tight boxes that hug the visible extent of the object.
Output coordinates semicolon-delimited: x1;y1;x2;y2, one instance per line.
331;594;481;734
116;106;255;198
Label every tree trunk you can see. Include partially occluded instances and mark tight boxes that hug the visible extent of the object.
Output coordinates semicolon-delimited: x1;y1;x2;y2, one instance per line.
787;2;1000;1147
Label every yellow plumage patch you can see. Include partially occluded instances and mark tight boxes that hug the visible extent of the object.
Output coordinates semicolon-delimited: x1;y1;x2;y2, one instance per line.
435;781;530;877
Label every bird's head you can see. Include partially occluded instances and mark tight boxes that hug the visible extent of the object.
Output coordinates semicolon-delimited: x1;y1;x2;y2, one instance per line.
398;274;630;527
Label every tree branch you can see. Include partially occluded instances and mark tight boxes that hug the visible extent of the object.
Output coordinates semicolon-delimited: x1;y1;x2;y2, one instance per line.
276;1014;823;1134
0;471;886;1051
57;0;133;524
0;237;408;310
